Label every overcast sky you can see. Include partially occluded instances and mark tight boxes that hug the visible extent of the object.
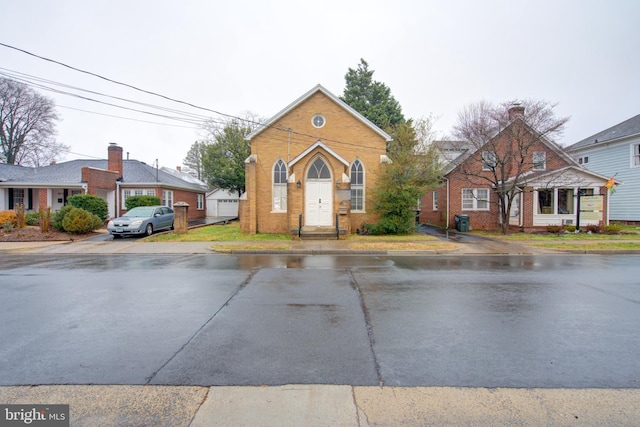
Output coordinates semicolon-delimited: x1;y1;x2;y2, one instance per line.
1;0;638;169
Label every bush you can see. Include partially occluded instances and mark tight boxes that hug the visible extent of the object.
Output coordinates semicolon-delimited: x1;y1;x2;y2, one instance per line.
0;210;17;228
125;195;161;210
26;211;40;226
52;205;74;231
564;225;576;233
546;225;563;234
603;224;621;235
67;194;109;221
61;206;103;234
585;223;602;234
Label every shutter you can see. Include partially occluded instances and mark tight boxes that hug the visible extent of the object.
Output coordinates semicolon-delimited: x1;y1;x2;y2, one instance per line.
8;188;14;210
28;189;33;210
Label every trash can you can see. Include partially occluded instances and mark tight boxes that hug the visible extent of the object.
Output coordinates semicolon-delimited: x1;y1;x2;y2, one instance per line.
455;214;469;232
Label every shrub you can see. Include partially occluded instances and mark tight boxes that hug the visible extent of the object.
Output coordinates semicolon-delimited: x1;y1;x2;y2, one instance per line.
15;204;26;228
39;208;52;232
546;225;563;234
125;195;161;210
52;205;74;231
67;194;109;221
2;222;13;232
26;211;40;226
564;225;576;233
61;206;103;234
0;210;17;228
585;223;601;234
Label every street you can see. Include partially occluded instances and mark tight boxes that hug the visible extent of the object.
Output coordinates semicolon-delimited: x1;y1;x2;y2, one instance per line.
1;253;639;388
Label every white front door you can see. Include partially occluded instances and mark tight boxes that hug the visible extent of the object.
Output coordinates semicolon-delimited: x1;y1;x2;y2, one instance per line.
305;180;333;226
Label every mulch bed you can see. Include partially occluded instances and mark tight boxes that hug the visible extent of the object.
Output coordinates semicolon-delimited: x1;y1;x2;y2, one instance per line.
0;226;100;242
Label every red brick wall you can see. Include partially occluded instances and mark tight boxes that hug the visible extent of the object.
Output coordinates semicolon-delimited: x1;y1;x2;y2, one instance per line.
118;186;205;220
82;167;119;193
423;120;583;231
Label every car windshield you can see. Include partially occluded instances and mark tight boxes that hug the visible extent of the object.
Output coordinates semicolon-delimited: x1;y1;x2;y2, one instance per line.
123;207;156;217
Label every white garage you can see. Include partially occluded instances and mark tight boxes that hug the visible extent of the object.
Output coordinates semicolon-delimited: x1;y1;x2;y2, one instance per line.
206;188;239;217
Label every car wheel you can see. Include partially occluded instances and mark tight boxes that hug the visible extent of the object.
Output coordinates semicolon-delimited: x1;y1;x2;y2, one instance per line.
145;224;153;236
170;222;174;230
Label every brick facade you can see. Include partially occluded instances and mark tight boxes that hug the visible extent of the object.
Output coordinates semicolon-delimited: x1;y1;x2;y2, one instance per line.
420;118;611;231
241;86;390;235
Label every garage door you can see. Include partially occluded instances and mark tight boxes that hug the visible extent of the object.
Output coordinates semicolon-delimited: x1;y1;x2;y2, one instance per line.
218;199;238;216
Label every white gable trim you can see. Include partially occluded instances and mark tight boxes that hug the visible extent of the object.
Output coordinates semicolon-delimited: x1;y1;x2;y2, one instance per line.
245;84;393;142
289;140;350;168
526;166;611;187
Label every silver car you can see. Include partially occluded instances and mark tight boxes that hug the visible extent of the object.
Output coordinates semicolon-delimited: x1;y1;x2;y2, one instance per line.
107;206;174;238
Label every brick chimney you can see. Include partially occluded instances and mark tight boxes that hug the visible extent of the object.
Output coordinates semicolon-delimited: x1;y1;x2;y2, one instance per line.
108;143;123;176
508;103;525;121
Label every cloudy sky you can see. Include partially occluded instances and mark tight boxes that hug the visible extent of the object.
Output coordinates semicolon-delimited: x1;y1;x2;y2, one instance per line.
1;0;638;169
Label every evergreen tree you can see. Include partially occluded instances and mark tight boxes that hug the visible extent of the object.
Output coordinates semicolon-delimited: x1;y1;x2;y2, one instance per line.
340;59;405;129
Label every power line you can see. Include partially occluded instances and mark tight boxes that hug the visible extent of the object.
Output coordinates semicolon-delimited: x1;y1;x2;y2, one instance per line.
0;42;387;151
0;42;257;125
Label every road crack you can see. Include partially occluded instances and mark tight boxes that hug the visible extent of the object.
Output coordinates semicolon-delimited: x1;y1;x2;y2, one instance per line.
144;266;261;384
348;268;384;387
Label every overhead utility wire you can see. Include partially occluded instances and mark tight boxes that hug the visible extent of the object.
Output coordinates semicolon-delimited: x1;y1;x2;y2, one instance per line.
58;105;201;129
0;68;220;124
0;42;257;125
0;42;385;151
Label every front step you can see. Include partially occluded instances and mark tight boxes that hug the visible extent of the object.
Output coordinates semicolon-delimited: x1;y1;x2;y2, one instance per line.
292;226;347;240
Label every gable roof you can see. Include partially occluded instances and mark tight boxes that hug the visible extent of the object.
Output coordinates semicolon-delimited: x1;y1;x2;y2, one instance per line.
567;113;640;151
444;116;579;175
245;84;393;142
0;159;207;191
289;140;350;168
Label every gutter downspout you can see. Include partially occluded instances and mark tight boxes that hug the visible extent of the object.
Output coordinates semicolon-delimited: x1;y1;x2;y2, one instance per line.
116;180;121;218
445;177;450;229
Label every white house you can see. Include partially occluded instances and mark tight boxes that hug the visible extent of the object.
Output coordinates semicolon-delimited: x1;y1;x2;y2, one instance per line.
566;114;639;223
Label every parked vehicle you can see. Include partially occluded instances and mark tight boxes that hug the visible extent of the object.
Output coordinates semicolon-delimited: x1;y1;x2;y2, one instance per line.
107;206;174;238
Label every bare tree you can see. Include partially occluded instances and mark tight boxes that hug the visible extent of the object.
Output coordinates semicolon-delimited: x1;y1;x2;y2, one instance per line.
182;140;206;180
0;77;67;166
452;99;570;234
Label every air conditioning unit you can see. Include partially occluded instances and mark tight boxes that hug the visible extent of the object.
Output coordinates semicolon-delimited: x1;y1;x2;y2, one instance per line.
562;219;574;225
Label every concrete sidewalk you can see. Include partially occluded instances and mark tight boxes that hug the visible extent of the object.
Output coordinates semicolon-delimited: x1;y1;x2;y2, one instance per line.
1;385;638;426
0;235;547;255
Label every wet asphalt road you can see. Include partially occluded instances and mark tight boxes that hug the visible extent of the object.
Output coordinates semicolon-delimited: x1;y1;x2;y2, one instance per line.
1;254;639;388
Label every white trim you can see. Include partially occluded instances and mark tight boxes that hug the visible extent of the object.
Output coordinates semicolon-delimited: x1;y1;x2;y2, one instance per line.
289;140;349;168
245;84;393;142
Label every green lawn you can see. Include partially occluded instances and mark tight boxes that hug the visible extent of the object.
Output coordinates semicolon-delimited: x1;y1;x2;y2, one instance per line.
145;223;291;242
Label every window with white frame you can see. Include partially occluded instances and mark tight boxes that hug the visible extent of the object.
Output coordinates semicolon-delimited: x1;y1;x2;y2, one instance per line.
13;188;25;206
273;159;287;211
197;194;204;210
123;189;156;208
533;151;546;170
462;188;489;210
162;190;173;207
432;191;438;210
350;159;364;211
482;151;497;170
632;144;640;167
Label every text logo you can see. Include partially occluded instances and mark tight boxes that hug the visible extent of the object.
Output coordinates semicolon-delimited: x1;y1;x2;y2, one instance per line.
0;405;68;427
